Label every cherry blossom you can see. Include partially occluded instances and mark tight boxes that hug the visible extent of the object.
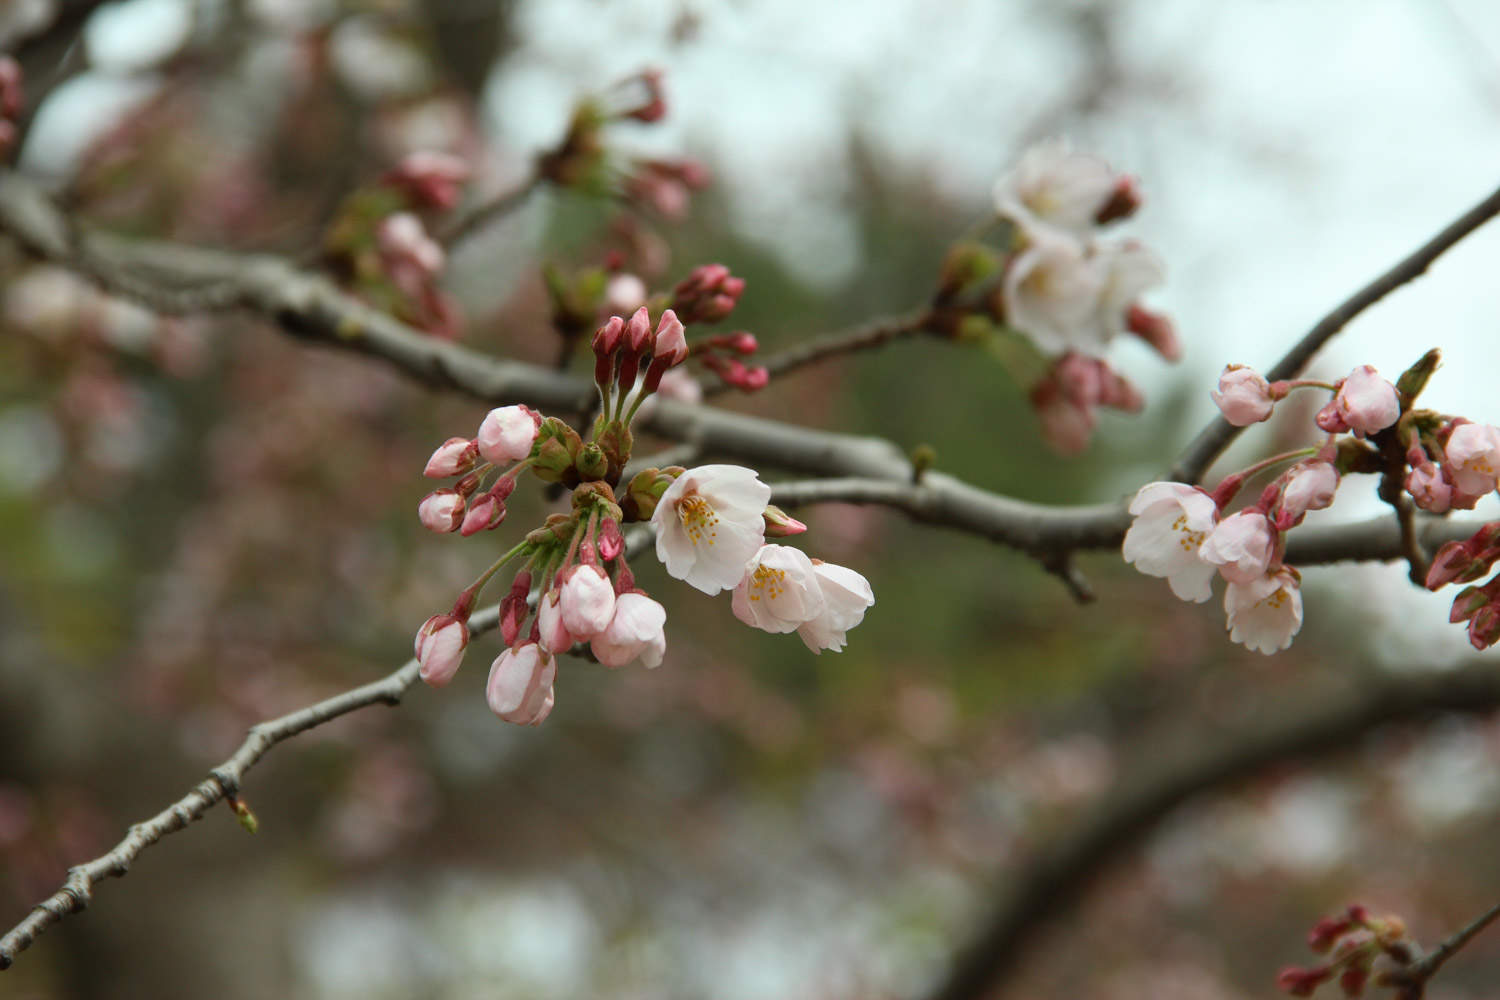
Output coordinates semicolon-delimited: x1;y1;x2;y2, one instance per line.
1224;568;1303;654
992;139;1122;237
731;544;827;634
1199;510;1276;585
415;614;468;687
1328;365;1400;437
476;405;540;465
1121;482;1220;602
1001;227;1106;355
1444;422;1500;496
558;564;616;640
423;436;477;478
417;489;465;533
1212;365;1277;426
536;589;574;655
591;593;667;668
1278;461;1339;526
652;464;771;594
797;560;875;653
486;644;556;725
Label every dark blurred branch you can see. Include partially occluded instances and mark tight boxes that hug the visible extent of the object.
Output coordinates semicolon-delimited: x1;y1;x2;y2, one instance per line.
1169;179;1500;486
925;663;1500;1000
0;599;499;970
699;309;934;398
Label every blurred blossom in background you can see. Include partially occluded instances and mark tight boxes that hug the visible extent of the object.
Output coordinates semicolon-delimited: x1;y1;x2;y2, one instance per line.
5;1;1500;998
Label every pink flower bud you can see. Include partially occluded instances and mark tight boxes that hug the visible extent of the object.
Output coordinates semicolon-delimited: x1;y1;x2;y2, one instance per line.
476;405;540;465
486;644;556;725
415;614;469;687
1277;966;1333;997
384;150;470;211
598;518;625;561
1444;422;1500;496
1332;365;1400;437
499;572;532;646
590;592;667;668
1211;365;1276;426
593;315;625;356
424;437;478;478
1199;510;1275;584
763;505;808;537
536;589;575;654
1125;304;1179;361
624;306;653;353
672;264;744;323
653;309;688;366
0;57;22;121
1278;461;1339;525
559;564;616;640
1426;541;1477;590
459;494;505;535
417;489;466;532
376;212;445;277
1094;174;1142;226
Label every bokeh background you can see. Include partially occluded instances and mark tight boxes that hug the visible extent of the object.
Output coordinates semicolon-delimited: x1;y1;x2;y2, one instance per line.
4;0;1500;997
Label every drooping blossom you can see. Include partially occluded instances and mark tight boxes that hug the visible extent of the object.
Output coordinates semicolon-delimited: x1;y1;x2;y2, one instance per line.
417;489;465;533
591;593;667;668
1121;482;1220;602
731;544;826;634
1444;422;1500;496
1199;510;1276;585
1212;365;1277;426
1224;568;1303;654
486;644;556;725
423;436;477;478
558;564;616;640
652;464;771;594
476;405;540;465
1406;459;1453;513
797;560;875;653
993;139;1124;237
1277;461;1339;526
1316;365;1400;436
415;614;468;687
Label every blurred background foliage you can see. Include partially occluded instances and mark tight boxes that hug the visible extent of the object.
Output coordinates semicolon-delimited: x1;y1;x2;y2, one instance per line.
3;1;1500;998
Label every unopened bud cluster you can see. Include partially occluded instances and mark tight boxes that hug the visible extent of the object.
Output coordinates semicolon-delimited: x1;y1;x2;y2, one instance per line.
1277;904;1413;998
412;301;873;725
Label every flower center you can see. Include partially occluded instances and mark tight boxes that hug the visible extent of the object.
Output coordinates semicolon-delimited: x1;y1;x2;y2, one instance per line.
1173;513;1206;552
677;494;720;547
745;563;786;602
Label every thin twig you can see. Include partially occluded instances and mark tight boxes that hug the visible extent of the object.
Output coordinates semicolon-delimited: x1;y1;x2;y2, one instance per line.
0;603;497;970
700;309;933;398
1398;899;1500;990
1170;180;1500;485
439;174;544;247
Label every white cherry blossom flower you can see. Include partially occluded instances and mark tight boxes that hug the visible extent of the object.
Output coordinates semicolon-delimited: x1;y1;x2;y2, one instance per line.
486;643;555;725
731;544;826;634
1444;423;1500;496
591;593;667;668
993;139;1119;237
1224;568;1303;654
476;405;539;465
1002;226;1107;356
558;564;615;641
797;560;874;653
414;614;468;687
1121;482;1220;602
652;464;771;594
1198;510;1276;585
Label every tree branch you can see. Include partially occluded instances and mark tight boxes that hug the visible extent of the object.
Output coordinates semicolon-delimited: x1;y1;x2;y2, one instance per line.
699;309;934;398
439;173;544;247
1169;179;1500;486
1386;899;1500;997
925;663;1500;1000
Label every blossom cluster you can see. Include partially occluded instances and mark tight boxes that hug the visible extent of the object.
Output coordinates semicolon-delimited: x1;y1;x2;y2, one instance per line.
989;140;1176;452
1124;362;1418;654
412;304;873;725
1276;903;1414;998
323;150;471;338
